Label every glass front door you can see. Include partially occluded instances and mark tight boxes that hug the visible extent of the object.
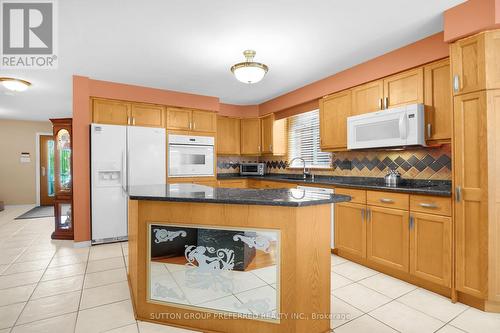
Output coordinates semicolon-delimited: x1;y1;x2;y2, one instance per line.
40;135;55;206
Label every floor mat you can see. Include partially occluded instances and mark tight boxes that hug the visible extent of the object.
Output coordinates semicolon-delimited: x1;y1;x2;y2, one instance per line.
15;206;54;219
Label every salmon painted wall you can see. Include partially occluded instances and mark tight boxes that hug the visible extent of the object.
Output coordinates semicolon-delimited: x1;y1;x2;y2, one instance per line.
444;0;500;42
259;32;449;115
219;103;259;118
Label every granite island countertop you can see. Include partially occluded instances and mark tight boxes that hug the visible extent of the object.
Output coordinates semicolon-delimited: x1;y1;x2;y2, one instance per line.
128;183;351;207
218;173;452;197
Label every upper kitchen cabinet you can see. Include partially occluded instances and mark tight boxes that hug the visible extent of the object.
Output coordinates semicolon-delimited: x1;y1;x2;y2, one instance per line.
320;90;351;150
260;114;287;156
240;118;261;155
166;107;216;133
351;81;383;116
92;98;130;125
383;67;424;109
130;103;165;127
217;116;240;155
451;31;500;95
424;58;452;141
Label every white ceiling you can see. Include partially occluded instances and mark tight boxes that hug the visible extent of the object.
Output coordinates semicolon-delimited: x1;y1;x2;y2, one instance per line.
0;0;465;121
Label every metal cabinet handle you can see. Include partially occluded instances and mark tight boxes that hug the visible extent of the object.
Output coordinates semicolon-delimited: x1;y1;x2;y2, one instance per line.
258;145;261;152
378;98;383;110
269;144;272;151
380;198;394;203
384;97;389;109
453;75;460;93
427;124;432;138
132;117;136;126
193;122;196;130
189;122;192;130
456;186;462;202
419;202;438;209
409;215;414;230
127;117;131;125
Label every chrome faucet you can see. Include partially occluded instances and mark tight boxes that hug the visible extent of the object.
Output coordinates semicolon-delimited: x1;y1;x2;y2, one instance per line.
289;157;311;179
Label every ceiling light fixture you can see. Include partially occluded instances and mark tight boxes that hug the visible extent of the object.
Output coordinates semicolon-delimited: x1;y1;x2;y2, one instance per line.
230;50;268;84
0;77;32;92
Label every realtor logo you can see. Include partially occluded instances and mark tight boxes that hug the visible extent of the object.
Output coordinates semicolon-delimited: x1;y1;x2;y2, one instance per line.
1;0;58;68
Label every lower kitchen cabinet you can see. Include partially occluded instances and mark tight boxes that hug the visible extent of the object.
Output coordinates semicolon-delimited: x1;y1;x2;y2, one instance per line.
410;212;452;287
335;202;367;260
366;206;409;273
217;179;247;188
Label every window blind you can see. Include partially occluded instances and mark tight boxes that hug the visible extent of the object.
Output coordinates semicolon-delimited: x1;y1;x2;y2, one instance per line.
288;109;331;168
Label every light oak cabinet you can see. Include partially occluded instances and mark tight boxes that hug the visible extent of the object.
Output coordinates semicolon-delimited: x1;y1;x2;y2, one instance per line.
383;67;424;109
351;81;383;116
451;31;500;96
166;107;216;132
366;206;410;273
240;118;261;155
335;202;367;260
92;99;164;127
261;114;287;155
217;116;240;155
453;91;488;298
424;59;452;141
410;212;452;287
217;179;247;188
320;90;351;150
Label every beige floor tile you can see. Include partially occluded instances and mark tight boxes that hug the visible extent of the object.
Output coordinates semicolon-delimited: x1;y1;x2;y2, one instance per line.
16;250;55;263
86;256;125;273
106;323;139;332
75;300;136;333
41;263;86;281
48;254;88;268
0;270;44;290
331;296;363;329
17;291;80;325
84;267;127;289
358;273;417;299
89;244;123;261
3;259;51;275
0;265;9;274
138;321;201;332
0;302;26;329
331;255;348;266
331;272;353;290
31;275;84;299
0;284;36;307
335;283;391;313
332;261;379;281
80;281;130;309
398;288;468;322
370;301;444;333
11;312;77;333
435;325;467;333
449;307;500;333
55;247;90;258
335;314;397;333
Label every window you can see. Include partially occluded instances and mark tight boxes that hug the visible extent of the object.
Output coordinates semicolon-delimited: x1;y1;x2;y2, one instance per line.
287;109;331;168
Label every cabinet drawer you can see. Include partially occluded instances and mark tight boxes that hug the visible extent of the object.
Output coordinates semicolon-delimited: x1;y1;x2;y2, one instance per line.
367;191;409;210
410;195;452;216
335;188;366;204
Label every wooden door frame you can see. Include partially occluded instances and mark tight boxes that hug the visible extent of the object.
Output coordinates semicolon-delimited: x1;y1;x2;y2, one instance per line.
35;132;54;206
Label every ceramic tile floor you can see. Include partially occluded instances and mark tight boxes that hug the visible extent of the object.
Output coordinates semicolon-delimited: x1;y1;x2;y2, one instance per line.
1;205;500;332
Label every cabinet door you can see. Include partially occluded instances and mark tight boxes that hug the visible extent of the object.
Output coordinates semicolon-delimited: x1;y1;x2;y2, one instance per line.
92;99;130;125
367;206;409;272
217;180;247;188
240;118;261;155
192;110;216;132
410;212;452;287
261;114;274;154
454;91;488;298
166;107;191;130
217;116;240;155
451;33;485;95
320;90;351;149
130;103;164;127
335;202;366;260
351;81;383;115
383;67;424;109
424;59;452;141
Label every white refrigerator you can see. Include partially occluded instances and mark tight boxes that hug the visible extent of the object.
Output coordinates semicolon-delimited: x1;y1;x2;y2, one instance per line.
91;124;166;244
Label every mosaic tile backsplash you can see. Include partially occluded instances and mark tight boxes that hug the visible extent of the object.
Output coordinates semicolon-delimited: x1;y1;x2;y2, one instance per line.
218;144;452;180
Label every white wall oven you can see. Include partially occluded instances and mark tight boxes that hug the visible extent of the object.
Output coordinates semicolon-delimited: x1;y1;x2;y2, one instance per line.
168;134;214;177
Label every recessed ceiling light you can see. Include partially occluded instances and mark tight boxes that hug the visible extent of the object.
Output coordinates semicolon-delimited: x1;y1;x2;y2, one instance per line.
230;50;268;84
0;77;32;92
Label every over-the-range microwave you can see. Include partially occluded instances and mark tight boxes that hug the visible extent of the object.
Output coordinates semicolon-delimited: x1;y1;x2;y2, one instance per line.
347;103;426;150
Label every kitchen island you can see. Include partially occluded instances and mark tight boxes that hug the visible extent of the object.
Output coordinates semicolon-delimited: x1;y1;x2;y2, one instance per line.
127;183;350;333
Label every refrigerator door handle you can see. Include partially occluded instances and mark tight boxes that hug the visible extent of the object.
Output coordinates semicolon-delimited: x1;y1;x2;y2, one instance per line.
121;150;127;193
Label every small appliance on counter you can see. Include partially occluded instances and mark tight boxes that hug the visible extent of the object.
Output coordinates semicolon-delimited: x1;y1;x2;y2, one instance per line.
384;169;401;187
240;162;266;176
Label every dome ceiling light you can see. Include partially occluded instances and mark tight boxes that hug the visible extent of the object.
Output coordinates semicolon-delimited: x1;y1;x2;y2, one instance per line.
230;50;268;84
0;77;31;92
